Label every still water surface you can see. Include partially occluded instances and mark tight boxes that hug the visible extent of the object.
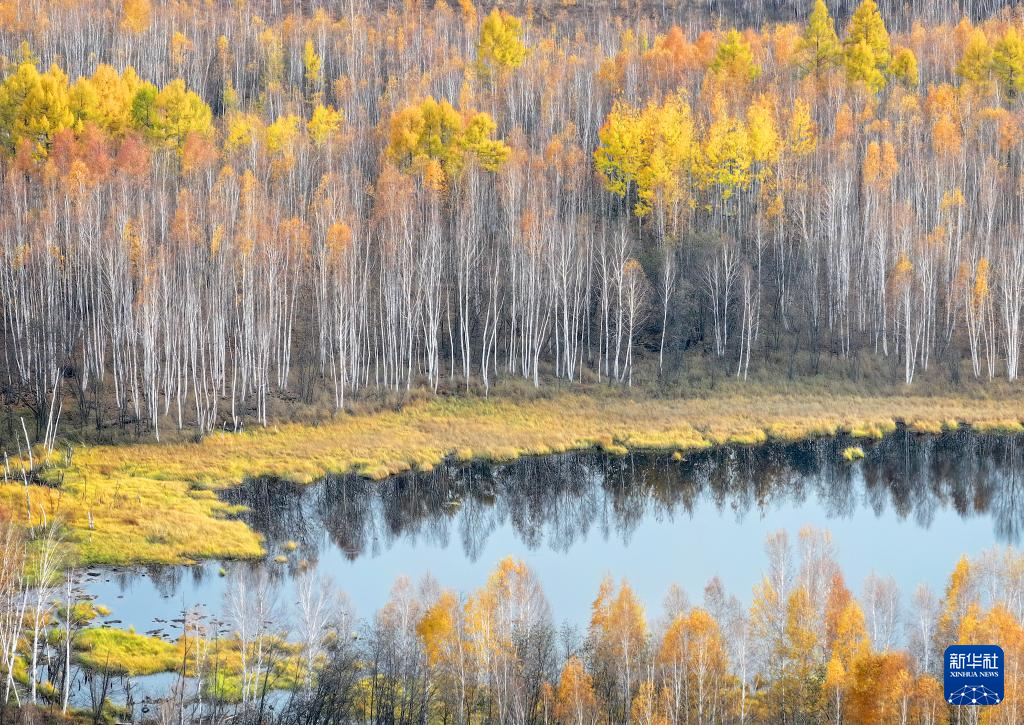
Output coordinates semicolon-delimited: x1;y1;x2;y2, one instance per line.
84;427;1024;639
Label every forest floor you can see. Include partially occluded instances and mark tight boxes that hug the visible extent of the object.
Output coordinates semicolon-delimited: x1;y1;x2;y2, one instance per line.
3;378;1024;567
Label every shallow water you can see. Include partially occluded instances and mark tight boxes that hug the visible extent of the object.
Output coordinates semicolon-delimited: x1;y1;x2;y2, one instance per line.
83;427;1024;642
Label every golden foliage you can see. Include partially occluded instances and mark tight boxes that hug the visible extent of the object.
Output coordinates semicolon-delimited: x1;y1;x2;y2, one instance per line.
120;0;151;33
387;97;510;183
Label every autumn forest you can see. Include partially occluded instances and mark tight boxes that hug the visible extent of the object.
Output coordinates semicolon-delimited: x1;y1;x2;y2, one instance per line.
4;0;1024;439
5;0;1024;722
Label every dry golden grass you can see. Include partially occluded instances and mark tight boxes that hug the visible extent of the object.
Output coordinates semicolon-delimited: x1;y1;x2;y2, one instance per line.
3;386;1024;566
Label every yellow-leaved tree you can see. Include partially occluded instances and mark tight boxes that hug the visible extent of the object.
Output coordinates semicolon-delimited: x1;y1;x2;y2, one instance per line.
766;587;822;721
957;27;994;92
845;0;891;66
0;60;74;155
798;0;842;78
657;607;729;722
476;9;527;81
120;0;151;33
308;104;344;147
711;29;762;84
225;113;263;153
787;97;818;156
265;114;300;155
302;39;324;103
70;64;142;137
387;97;510;185
554;655;598;724
890;46;919;87
843;0;891;92
695;101;753;202
746;93;781;173
594;92;695;218
587;577;647;720
847;651;912;722
417;589;476;723
132;78;212;148
992;26;1024;98
823;596;870;720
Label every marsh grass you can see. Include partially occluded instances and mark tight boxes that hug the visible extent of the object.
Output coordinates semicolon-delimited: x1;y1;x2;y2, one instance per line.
842;446;866;461
75;628;181;676
4;383;1024;566
73;626;306;702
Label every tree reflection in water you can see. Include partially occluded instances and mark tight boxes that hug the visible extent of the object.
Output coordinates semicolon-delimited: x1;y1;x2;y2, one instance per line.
219;427;1024;567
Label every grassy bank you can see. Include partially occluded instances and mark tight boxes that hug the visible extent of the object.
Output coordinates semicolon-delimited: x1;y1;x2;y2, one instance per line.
3;385;1024;567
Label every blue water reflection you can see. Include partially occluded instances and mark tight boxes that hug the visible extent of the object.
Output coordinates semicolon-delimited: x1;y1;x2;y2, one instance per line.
84;428;1024;640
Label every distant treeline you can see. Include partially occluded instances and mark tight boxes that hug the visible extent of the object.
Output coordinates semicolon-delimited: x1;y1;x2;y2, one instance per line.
6;0;1024;436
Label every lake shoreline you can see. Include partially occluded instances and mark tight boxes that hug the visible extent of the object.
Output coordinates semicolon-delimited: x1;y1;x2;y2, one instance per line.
4;388;1024;567
55;427;1024;693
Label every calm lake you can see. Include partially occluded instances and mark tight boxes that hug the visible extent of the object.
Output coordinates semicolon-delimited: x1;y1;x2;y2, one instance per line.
82;426;1024;644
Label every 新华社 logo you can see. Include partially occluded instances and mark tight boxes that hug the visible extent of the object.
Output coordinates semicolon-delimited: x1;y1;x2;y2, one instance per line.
944;645;1004;706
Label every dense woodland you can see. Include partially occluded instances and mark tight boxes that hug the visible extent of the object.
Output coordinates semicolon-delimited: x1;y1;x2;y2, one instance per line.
3;521;1024;724
5;0;1024;439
